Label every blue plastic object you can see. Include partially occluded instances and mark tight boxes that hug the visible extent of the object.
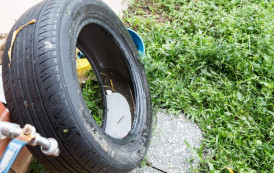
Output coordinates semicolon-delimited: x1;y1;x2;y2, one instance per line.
77;51;84;59
77;29;145;58
127;28;145;57
0;139;27;173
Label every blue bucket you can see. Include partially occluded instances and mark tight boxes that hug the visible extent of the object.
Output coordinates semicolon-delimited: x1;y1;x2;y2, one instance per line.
127;28;145;57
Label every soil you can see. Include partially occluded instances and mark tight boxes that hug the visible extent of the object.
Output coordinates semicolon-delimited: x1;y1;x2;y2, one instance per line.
0;34;7;65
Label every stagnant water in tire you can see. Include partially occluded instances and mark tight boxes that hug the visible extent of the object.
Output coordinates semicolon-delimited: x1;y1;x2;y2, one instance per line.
78;56;135;138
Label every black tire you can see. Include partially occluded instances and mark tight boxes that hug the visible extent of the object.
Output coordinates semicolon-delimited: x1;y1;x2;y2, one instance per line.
2;0;152;172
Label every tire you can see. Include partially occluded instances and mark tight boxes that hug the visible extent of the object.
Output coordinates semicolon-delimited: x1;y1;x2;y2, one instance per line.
2;0;152;172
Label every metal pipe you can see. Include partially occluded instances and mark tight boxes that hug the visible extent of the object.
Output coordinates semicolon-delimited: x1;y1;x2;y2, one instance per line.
28;133;51;148
0;121;59;157
0;121;22;139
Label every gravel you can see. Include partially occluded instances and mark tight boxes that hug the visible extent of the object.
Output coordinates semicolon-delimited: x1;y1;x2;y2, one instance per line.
131;112;203;173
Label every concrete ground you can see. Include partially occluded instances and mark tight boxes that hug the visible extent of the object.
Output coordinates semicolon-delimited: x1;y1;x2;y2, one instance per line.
0;0;203;172
131;112;202;173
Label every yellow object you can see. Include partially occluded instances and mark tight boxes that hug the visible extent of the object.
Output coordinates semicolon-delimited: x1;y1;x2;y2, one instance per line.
8;19;36;67
110;79;114;91
76;48;91;80
225;167;234;173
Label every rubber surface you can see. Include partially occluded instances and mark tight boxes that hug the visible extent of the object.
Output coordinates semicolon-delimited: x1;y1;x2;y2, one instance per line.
2;0;152;172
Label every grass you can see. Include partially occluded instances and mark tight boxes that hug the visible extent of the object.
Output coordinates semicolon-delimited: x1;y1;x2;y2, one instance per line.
81;70;104;126
123;0;273;172
29;158;49;173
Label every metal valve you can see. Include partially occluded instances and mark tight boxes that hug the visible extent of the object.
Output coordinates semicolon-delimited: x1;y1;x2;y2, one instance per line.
0;121;60;173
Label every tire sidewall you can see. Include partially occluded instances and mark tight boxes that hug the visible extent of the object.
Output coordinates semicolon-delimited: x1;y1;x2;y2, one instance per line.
56;0;152;167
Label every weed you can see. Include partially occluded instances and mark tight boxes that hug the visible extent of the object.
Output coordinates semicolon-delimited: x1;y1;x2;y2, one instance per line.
124;0;273;172
140;155;150;168
81;70;104;126
29;158;49;173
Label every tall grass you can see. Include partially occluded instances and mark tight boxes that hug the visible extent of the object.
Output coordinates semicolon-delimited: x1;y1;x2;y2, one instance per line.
124;0;273;172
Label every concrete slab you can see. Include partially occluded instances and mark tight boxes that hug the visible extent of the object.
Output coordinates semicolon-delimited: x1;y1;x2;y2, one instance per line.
104;0;131;18
131;112;203;173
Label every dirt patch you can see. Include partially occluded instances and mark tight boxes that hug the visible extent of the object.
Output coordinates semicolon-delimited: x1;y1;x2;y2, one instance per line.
0;33;8;65
0;33;8;39
126;0;169;25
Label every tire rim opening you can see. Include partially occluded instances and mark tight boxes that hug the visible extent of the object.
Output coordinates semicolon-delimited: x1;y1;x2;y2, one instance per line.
76;23;136;139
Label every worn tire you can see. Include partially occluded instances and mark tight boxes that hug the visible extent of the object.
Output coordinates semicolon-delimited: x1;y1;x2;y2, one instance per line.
2;0;152;172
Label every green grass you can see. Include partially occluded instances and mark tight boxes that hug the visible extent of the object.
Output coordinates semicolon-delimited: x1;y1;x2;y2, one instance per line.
81;70;104;126
29;158;49;173
123;0;273;172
